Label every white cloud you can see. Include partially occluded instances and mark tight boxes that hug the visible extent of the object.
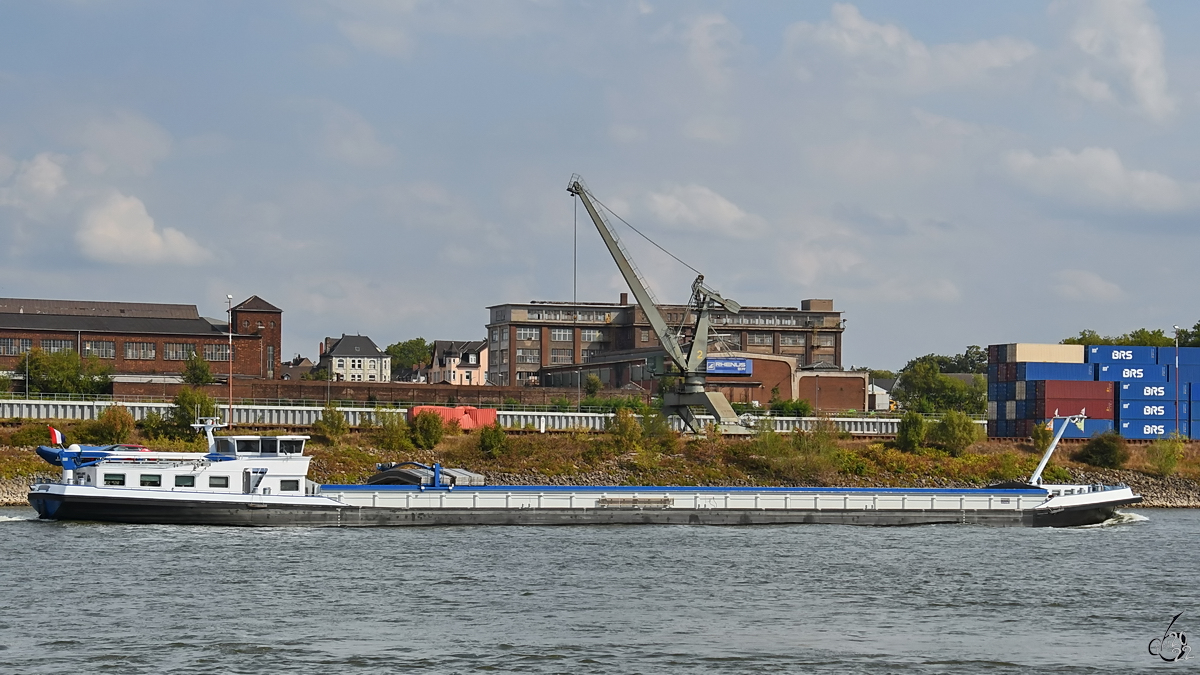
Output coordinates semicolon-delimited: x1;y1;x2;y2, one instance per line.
338;20;414;58
1055;269;1124;302
75;110;172;175
76;192;210;264
321;106;394;166
1065;0;1174;121
1067;69;1115;103
0;153;68;217
646;184;766;238
1004;147;1192;212
785;3;1036;91
676;13;741;90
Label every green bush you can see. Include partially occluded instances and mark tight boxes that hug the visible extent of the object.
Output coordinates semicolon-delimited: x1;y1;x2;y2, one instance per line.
1072;431;1129;469
182;351;215;385
171;387;218;438
479;422;507;458
411;411;445;450
927;410;982;457
77;404;136;445
607;408;643;455
585;374;603;397
373;409;413;451
895;411;926;452
1031;421;1053;453
640;411;679;454
1146;433;1185;476
771;399;814;417
140;411;171;440
8;424;56;447
313;403;350;442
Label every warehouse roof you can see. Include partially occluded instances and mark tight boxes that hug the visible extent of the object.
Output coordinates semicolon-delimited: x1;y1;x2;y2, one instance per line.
0;312;233;336
0;297;199;320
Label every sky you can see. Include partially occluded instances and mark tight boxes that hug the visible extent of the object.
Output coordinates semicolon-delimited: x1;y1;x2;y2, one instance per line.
1;0;1199;371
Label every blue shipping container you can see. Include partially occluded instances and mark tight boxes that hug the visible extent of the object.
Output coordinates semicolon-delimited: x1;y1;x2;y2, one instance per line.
1167;365;1200;383
1045;418;1115;439
1119;420;1189;440
1015;363;1094;381
1096;364;1169;382
1118;400;1188;419
1158;347;1200;366
1120;381;1189;400
1087;345;1158;364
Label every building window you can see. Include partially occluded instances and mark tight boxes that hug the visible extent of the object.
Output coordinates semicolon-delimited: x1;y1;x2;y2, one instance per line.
209;476;229;488
204;344;231;362
490;328;499;345
581;329;604;342
498;349;509;365
641;329;650;343
551;328;572;342
501;330;509;346
368;374;376;381
749;333;772;346
140;474;162;487
814;353;836;364
175;475;196;487
103;473;126;486
516;327;539;341
124;342;156;360
164;343;196;361
0;338;32;356
582;349;603;363
516;348;540;364
336;359;344;368
41;339;74;353
82;341;116;359
551;348;573;364
351;358;363;369
817;334;836;347
780;334;806;346
468;353;477;364
350;373;362;382
243;320;249;327
257;321;264;329
270;321;276;328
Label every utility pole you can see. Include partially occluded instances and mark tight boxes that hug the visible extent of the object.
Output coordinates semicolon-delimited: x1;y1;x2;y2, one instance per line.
1174;325;1181;435
227;295;234;427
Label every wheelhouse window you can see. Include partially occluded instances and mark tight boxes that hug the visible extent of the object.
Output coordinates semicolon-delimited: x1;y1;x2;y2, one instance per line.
259;438;278;454
140;474;162;487
280;480;300;492
209;476;229;488
103;473;126;486
214;438;235;455
236;439;260;454
175;475;196;487
279;440;304;454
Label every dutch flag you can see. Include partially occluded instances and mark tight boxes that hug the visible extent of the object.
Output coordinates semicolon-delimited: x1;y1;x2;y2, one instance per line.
48;426;65;446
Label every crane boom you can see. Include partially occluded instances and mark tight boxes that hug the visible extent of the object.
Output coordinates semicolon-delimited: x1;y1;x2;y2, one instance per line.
567;174;749;435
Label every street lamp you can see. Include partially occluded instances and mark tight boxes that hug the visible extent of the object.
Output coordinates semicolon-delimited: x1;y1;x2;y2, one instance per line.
1174;325;1181;435
227;295;234;427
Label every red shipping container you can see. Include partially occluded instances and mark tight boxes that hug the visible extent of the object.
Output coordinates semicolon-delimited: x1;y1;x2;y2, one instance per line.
409;405;487;430
1037;380;1113;400
1032;397;1113;420
467;407;498;428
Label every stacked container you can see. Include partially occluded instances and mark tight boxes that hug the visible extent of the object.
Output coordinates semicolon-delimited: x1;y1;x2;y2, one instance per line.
1101;346;1191;439
986;343;1114;438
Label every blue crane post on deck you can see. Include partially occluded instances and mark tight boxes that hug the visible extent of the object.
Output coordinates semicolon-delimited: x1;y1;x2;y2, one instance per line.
567;174;750;435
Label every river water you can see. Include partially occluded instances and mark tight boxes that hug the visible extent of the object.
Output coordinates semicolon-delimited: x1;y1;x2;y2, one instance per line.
0;506;1196;674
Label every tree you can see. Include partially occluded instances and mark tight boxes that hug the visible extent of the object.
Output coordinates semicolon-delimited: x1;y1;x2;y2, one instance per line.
411;410;445;450
385;338;433;379
171;387;218;437
928;410;983;457
78;404;136;444
17;348;112;395
182;350;215;385
1072;431;1129;469
1061;328;1174;347
895;411;926;452
313;402;349;442
899;346;987;375
893;359;986;414
585;374;603;397
479;422;507;458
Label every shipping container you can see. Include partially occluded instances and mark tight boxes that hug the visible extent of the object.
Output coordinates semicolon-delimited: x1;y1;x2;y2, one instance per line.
1157;347;1200;366
1015;400;1028;419
1033;398;1114;419
1120;381;1188;400
1042;418;1115;439
1014;380;1027;400
1005;401;1016;420
989;343;1084;364
1118;420;1189;440
1087;345;1157;364
987;363;999;381
987;344;1000;364
1095;363;1169;382
1167;365;1200;383
1118;400;1188;419
987;420;997;437
1035;380;1115;400
987;401;997;420
1015;362;1094;381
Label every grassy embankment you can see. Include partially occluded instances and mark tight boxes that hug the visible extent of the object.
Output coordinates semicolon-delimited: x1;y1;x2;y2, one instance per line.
3;418;1199;487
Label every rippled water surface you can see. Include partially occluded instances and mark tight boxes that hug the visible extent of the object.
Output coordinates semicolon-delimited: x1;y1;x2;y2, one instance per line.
0;507;1196;673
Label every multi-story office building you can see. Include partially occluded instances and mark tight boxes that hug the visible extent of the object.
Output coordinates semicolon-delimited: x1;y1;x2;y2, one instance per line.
485;294;844;392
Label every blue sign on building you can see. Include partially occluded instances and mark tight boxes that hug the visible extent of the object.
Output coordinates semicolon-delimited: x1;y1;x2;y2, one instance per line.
706;358;752;376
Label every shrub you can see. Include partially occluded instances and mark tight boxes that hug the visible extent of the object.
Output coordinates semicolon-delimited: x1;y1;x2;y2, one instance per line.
171;387;218;437
928;410;982;457
8;424;56;447
1146;433;1185;476
479;422;507;458
1072;431;1129;469
140;411;170;440
895;411;926;452
640;411;679;454
607;408;643;455
411;411;445;450
313;403;350;442
585;374;603;397
373;409;413;451
77;404;136;445
1031;421;1054;453
771;399;814;417
182;351;215;385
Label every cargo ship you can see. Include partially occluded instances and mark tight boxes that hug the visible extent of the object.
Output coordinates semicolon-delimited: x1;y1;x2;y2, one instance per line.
27;418;1140;528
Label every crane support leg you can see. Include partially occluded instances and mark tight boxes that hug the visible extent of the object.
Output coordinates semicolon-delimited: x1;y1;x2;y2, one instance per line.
664;391;752;436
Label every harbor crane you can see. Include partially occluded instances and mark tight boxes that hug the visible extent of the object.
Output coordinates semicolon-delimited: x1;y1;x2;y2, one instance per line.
567;174;751;435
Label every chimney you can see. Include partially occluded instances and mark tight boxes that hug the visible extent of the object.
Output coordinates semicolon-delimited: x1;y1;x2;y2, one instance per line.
620;292;628;305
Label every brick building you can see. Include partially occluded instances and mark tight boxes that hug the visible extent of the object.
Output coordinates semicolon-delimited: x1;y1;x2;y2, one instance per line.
485;294;845;392
0;296;282;382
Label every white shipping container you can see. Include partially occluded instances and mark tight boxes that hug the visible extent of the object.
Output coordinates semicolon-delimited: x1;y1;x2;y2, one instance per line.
1015;381;1026;400
998;343;1085;364
987;401;997;420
